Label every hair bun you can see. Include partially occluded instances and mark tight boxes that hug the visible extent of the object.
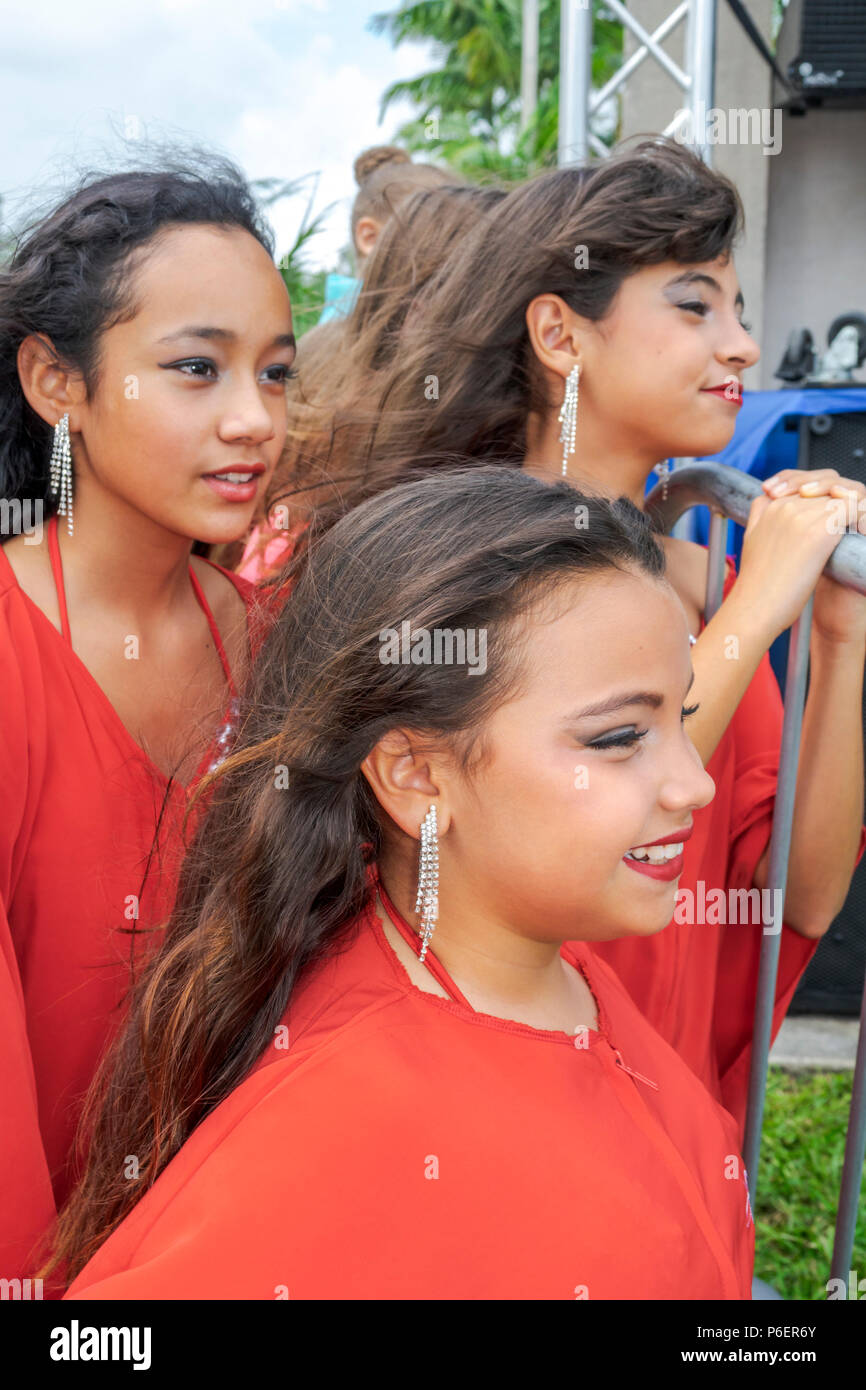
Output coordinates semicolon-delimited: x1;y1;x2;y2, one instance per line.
353;146;411;186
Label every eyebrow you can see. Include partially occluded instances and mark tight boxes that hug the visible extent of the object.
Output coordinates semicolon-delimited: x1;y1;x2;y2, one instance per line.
664;270;745;313
157;326;296;348
567;670;695;721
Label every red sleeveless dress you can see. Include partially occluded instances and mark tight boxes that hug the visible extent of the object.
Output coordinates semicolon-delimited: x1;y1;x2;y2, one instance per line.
0;517;266;1284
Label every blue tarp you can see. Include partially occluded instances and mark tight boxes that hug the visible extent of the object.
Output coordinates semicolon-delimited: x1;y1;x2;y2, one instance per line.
646;386;866;689
649;386;866;560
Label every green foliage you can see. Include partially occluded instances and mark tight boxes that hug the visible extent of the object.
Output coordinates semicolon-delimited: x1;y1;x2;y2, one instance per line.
369;0;623;181
253;174;335;339
755;1067;866;1300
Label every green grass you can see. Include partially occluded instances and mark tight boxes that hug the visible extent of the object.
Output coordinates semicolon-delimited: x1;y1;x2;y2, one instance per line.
754;1067;865;1300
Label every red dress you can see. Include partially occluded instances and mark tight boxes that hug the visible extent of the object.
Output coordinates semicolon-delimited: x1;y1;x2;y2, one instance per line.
64;874;754;1301
592;556;866;1134
0;517;266;1282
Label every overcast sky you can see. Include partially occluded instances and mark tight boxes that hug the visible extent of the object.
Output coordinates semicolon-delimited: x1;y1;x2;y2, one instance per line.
0;0;432;270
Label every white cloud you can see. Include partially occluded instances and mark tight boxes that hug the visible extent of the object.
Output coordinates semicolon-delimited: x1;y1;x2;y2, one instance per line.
0;0;436;270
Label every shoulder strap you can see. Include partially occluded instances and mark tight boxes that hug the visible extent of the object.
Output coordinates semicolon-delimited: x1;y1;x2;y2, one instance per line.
46;513;72;644
188;565;236;697
376;874;474;1008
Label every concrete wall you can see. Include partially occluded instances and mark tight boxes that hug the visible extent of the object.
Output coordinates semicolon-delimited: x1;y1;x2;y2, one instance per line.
764;0;866;385
619;0;773;388
616;1;865;388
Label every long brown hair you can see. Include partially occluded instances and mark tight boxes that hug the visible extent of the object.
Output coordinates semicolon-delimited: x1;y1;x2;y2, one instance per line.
261;180;507;536
48;465;665;1280
279;136;744;540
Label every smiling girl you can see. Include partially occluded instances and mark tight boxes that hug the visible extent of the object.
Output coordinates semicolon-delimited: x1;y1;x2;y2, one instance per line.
0;152;295;1281
277;137;866;1133
51;467;757;1300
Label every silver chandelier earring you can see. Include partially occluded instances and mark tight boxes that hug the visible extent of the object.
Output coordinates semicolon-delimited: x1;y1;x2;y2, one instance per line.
558;363;580;479
49;413;74;535
414;803;439;963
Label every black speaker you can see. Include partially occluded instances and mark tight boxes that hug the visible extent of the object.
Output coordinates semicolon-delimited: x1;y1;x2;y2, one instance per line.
789;411;866;1014
790;0;866;106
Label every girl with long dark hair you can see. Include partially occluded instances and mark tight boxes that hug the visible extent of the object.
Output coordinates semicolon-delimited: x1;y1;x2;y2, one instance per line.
267;137;866;1134
53;467;756;1298
0;149;295;1281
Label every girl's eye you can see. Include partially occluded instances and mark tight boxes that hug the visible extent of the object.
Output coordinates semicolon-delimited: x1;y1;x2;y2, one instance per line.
679;300;709;317
264;364;298;384
682;702;700;721
739;320;753;335
170;358;217;378
164;361;299;382
586;727;649;751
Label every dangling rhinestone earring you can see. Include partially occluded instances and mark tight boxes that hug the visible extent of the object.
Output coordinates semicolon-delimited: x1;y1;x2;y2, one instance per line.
49;413;74;536
413;803;439;963
558;363;580;479
654;458;671;502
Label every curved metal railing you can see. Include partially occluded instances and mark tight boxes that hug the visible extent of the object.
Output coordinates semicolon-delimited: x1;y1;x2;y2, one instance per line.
646;461;866;1292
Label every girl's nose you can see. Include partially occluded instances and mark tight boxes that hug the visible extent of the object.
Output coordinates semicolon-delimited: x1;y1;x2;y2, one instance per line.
661;745;715;816
220;381;276;444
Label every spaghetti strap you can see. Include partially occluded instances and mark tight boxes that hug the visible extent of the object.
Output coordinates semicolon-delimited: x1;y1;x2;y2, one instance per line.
48;513;235;698
47;514;72;644
376;874;474;1008
188;564;236;697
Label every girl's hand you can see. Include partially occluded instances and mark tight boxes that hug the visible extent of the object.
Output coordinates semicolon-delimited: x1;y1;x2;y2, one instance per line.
761;470;866;645
731;484;852;643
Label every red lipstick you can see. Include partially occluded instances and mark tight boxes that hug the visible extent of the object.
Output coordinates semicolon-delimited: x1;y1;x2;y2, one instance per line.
701;385;743;407
622;825;693;882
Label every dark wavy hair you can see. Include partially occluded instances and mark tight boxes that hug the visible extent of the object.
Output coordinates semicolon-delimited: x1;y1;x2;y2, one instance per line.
47;464;666;1281
0;146;274;514
282;135;745;530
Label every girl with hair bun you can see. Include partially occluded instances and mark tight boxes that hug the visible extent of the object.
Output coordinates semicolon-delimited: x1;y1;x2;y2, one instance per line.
317;143;456;324
0;148;295;1284
54;467;754;1299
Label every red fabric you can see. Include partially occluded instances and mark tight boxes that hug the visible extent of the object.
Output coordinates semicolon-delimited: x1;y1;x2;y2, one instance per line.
0;546;266;1283
65;892;754;1300
592;555;866;1137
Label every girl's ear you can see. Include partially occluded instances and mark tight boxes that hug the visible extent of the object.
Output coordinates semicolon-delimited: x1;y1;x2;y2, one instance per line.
361;729;452;837
354;215;381;261
525;293;585;382
16;333;86;429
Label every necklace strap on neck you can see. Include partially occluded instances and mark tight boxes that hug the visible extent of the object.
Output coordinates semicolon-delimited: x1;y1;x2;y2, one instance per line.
374;872;472;1008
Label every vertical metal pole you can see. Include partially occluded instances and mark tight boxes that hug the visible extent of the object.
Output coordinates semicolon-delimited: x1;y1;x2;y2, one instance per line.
830;978;866;1284
558;0;593;166
704;510;728;621
742;597;814;1199
684;0;717;164
521;0;540;134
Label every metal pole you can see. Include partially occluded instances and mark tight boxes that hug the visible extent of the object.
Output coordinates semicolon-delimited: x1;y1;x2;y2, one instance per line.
830;975;866;1284
742;597;814;1198
704;510;728;621
684;0;717;164
646;459;866;1284
558;0;593;166
521;0;540;134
